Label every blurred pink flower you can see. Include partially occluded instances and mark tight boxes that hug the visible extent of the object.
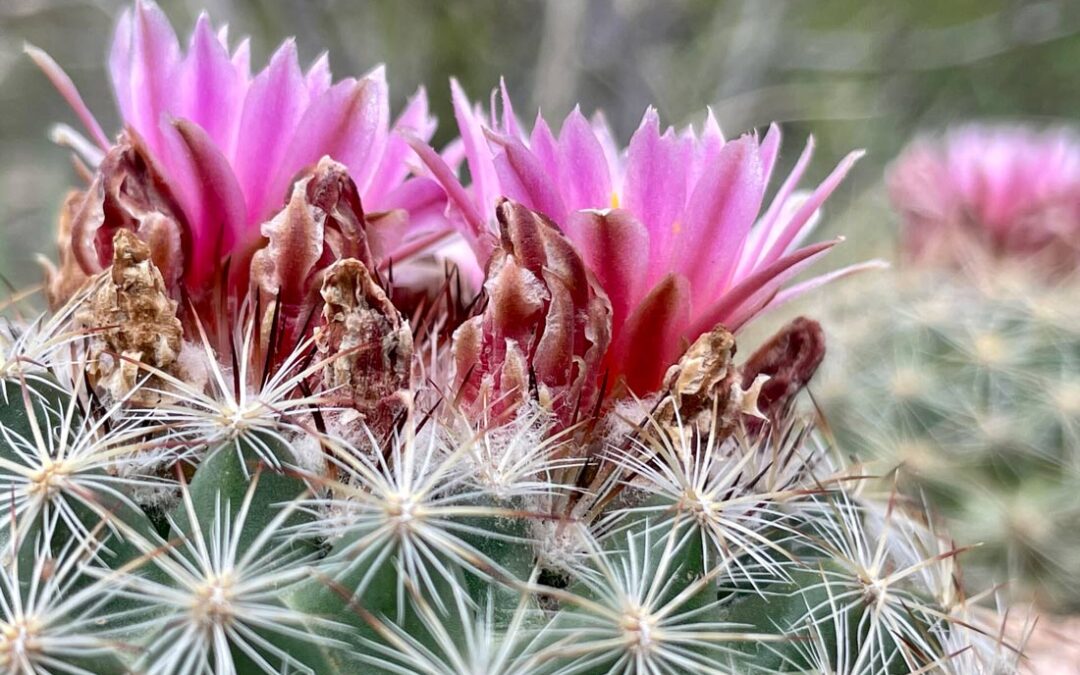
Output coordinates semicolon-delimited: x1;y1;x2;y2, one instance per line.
889;125;1080;274
30;0;443;299
409;80;868;394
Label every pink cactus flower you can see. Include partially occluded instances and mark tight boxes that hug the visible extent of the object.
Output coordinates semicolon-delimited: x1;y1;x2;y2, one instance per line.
408;81;869;395
889;125;1080;275
30;0;443;302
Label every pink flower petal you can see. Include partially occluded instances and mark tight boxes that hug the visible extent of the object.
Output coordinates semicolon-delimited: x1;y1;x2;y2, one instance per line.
607;273;691;396
557;107;612;212
231;38;308;225
121;0;181;157
451;77;499;215
760;149;864;267
562;208;649;332
529;112;560;181
676;135;765;296
489;134;567;223
402;131;490;261
305;52;331;99
231;37;251;79
623;108;688;279
759;122;782;186
770;259;889;308
688;107;725;188
173;13;245;154
367;86;436;209
108;7;135;126
689;239;838;337
278;70;388;200
724;245;838;331
737;136;816;276
497;77;520;138
25;44;111;151
168;119;247;293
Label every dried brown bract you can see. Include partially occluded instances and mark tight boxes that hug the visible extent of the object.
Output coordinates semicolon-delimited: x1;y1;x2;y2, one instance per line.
252;157;385;354
658;324;738;433
41;190;93;310
739;316;826;423
65;132;186;300
78;229;183;404
316;258;413;435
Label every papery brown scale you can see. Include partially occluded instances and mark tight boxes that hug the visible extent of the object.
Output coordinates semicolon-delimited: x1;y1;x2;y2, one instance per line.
77;230;183;405
316;258;413;436
42;190;92;310
660;324;738;434
304;159;375;269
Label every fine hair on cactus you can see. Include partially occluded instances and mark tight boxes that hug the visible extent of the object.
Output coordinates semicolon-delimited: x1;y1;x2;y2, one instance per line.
0;2;1026;674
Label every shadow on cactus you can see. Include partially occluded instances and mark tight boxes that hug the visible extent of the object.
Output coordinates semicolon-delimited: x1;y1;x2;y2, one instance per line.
0;2;1021;673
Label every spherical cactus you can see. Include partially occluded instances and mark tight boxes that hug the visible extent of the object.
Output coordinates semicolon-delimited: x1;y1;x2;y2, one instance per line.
813;268;1080;611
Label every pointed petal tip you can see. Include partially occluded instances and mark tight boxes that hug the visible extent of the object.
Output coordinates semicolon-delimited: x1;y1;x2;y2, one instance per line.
365;63;387;82
637;106;661;132
25;43;111;151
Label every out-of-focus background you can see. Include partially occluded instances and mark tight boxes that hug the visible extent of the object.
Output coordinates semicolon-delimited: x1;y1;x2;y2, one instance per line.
1;0;1078;284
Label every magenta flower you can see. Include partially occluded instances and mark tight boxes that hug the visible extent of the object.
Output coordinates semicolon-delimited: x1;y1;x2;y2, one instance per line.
409;81;867;395
889;125;1080;274
31;0;441;300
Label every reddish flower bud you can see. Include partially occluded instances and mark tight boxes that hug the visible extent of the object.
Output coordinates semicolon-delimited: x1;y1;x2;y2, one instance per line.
452;199;612;425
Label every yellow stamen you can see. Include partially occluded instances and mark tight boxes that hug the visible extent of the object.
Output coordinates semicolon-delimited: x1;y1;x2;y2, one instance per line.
610;192;620;209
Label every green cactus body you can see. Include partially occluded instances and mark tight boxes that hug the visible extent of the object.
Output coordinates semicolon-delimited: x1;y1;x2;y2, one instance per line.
0;330;1015;674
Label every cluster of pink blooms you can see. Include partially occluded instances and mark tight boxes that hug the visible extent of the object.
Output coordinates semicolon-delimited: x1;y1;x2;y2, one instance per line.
889;125;1080;275
35;1;866;419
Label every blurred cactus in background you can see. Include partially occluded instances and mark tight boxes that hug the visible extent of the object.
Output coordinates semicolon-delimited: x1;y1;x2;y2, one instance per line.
0;2;1026;673
815;270;1080;610
813;124;1080;614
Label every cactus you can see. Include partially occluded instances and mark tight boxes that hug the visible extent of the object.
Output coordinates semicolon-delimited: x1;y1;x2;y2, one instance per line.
0;287;1017;674
813;268;1080;612
5;3;1018;673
